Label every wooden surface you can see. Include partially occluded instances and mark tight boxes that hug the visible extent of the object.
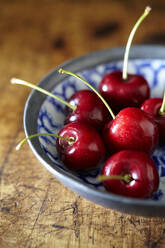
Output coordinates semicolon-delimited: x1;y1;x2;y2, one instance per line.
1;1;165;247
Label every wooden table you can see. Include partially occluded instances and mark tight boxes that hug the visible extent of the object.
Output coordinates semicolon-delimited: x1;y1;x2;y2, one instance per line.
1;1;165;247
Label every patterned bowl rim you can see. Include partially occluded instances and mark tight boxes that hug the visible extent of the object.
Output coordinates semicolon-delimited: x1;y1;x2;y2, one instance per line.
24;45;165;209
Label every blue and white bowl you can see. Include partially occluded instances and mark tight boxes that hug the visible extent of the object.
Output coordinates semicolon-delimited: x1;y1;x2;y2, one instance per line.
24;45;165;217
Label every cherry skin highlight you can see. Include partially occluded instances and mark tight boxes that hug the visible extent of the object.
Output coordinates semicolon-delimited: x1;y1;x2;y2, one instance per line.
56;122;106;171
65;89;110;131
104;107;159;154
99;71;150;113
101;150;159;198
141;98;165;144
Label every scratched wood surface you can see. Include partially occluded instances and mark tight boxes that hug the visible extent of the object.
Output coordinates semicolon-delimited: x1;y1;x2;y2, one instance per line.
1;1;165;247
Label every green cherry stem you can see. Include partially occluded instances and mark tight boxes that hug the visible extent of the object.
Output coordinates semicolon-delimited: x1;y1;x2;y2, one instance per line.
11;78;76;111
58;68;115;120
159;91;165;115
16;133;75;150
122;6;151;80
97;174;132;184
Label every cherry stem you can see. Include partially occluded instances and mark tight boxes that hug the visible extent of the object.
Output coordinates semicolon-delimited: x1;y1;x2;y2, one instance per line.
122;6;151;80
16;133;75;150
11;78;76;111
58;68;116;120
97;174;132;184
159;92;165;115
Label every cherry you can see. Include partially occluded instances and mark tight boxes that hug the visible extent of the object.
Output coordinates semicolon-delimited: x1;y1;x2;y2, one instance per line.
99;7;151;113
99;71;150;113
56;122;106;171
65;89;110;130
16;122;106;171
58;68;115;118
141;95;165;144
99;150;159;198
104;107;159;154
11;70;113;131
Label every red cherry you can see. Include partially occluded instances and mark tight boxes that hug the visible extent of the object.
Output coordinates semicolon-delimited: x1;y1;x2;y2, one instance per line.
101;150;159;198
56;122;106;171
99;7;151;113
104;107;159;154
11;78;111;131
65;90;110;130
99;70;150;113
141;98;165;144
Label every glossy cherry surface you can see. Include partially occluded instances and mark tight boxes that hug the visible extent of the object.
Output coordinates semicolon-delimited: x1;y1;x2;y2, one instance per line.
104;107;159;154
99;71;150;113
101;150;159;198
141;98;165;143
56;122;106;171
65;89;110;130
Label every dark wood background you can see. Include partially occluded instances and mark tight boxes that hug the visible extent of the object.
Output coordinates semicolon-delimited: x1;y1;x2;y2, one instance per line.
1;1;165;247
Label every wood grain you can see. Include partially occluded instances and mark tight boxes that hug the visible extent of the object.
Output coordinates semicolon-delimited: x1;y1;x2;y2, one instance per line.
1;1;165;247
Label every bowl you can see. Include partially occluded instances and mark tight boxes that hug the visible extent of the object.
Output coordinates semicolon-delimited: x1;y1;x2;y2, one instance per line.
24;45;165;217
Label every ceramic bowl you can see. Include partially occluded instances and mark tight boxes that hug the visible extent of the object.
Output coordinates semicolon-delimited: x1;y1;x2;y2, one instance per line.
24;45;165;217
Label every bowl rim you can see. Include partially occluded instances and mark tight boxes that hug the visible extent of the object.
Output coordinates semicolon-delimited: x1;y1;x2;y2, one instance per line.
24;44;165;209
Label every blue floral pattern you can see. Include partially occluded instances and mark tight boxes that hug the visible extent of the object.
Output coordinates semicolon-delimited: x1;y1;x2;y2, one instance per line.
38;59;165;201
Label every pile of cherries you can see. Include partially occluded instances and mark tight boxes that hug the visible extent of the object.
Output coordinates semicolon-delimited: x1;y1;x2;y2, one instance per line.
55;67;163;199
12;6;165;199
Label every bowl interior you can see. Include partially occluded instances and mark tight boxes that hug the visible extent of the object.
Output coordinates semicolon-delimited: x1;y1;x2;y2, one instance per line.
37;59;165;202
